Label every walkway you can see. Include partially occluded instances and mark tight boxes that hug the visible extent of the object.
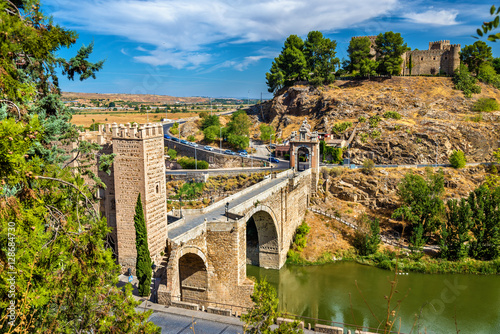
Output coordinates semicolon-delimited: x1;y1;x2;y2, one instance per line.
169;172;291;239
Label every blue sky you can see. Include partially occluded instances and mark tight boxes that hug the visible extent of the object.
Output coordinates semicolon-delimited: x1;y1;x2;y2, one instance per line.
44;0;499;99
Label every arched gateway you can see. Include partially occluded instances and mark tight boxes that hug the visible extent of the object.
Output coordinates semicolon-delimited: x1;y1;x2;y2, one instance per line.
289;118;320;191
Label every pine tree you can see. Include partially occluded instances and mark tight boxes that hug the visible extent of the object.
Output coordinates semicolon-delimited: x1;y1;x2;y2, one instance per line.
134;193;152;297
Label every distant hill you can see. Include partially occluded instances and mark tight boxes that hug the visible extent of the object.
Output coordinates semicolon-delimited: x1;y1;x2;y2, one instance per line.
61;92;208;104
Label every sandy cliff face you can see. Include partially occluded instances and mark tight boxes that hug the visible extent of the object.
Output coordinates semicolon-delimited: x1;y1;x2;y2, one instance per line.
262;77;500;164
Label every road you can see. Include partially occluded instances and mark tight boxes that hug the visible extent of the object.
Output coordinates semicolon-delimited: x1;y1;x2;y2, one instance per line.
162;121;289;169
169;171;291;239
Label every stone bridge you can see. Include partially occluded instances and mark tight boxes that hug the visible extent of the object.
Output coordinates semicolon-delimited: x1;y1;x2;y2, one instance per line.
157;169;314;309
78;122;319;311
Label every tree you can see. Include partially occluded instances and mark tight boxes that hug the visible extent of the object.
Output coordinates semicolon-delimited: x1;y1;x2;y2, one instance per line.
108;101;116;108
358;58;379;78
200;114;220;130
439;199;472;261
453;64;481;97
304;31;338;85
227;110;251;136
374;32;409;76
227;133;249;150
203;125;219;142
265;34;311;93
260;124;275;142
449;150;466;168
392;170;445;235
352;215;381;256
348;37;374;73
478;62;500;88
0;1;157;332
134;194;152;297
460;41;493;76
468;185;500;260
242;280;302;334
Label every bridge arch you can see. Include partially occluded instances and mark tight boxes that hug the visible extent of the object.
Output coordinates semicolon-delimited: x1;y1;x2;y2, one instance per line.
177;246;208;306
243;205;281;269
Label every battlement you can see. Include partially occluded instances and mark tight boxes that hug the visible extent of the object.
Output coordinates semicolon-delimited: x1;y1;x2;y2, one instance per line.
429;40;450;50
111;122;164;140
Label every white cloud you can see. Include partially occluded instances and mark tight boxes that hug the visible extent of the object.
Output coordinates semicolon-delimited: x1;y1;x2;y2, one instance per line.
47;0;398;68
403;9;460;26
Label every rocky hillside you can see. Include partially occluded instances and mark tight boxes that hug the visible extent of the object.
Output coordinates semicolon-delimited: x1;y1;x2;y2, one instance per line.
260;77;500;164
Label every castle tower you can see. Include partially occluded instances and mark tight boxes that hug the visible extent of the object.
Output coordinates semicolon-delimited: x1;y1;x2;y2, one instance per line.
112;123;168;270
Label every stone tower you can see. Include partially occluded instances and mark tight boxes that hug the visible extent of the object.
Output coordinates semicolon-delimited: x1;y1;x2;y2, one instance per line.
289;118;320;191
112;123;168;270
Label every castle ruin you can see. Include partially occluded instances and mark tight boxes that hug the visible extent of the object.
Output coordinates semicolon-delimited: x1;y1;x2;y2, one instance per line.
350;37;461;76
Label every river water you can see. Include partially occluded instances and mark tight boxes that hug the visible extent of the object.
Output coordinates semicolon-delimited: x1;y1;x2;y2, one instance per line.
247;262;500;333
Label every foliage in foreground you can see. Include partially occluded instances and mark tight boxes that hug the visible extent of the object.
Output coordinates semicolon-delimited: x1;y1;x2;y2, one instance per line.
0;0;159;332
242;280;303;334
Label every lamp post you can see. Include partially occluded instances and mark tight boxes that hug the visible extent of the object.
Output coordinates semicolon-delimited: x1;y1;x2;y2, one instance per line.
219;127;222;152
179;196;183;218
225;202;229;221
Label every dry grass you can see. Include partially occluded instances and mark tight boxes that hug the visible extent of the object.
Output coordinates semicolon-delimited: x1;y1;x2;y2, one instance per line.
71;112;200;127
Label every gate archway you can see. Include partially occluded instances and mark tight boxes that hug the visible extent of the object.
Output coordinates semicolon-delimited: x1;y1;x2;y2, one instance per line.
179;252;208;305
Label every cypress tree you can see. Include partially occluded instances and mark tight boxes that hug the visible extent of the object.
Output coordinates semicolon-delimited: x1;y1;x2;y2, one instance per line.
134;193;152;297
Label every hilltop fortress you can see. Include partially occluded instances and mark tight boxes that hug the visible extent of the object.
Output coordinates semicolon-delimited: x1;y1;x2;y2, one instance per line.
351;37;461;76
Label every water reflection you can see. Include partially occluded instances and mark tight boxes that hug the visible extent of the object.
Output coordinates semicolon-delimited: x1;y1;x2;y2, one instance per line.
247;262;500;333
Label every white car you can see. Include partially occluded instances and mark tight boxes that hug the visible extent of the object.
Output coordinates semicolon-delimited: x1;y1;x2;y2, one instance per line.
204;146;214;151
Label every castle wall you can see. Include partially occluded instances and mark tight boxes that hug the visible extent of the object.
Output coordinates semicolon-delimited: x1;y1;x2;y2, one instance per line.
350;37;461;76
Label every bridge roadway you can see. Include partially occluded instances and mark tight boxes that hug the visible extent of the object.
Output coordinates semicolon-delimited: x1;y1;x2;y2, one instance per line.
168;171;291;239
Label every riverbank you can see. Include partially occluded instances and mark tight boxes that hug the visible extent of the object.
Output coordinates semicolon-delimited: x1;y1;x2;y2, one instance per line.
286;249;500;274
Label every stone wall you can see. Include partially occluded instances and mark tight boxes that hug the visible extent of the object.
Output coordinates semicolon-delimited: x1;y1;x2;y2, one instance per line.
351;37;460;76
401;42;460;76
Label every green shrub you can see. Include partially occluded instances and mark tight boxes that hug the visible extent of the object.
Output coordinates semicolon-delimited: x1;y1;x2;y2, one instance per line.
187;135;196;142
358;116;366;123
368;115;381;128
453;64;481;98
362;159;375;174
332;122;352;134
472;98;500;112
370;129;381;139
178;157;209;169
383;111;402;120
170;127;179;135
292;222;310;252
359;132;368;143
449;150;466;168
167;148;177;159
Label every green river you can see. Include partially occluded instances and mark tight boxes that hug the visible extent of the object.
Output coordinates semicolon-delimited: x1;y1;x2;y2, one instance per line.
247;262;500;333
